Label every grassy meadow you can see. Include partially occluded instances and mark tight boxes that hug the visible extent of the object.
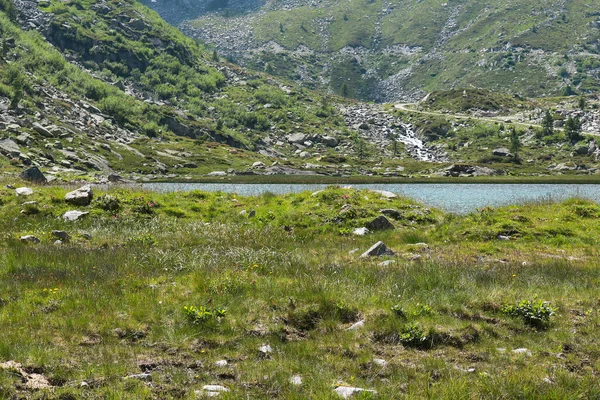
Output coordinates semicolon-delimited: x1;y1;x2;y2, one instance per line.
0;183;600;398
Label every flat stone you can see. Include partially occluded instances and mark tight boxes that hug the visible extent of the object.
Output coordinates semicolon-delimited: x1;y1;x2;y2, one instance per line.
214;360;228;367
346;320;365;330
290;375;303;385
512;348;532;356
32;122;54;138
334;386;377;398
125;373;152;381
208;171;227;176
373;358;388;367
492;148;512;157
0;139;20;156
63;210;89;221
15;187;34;196
258;344;272;354
360;241;395;258
287;133;306;143
378;260;396;267
380;209;401;219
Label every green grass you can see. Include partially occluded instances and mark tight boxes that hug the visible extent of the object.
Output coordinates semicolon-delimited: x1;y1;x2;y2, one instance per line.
1;184;600;397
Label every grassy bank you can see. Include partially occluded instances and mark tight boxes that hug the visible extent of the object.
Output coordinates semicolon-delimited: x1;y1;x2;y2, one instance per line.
1;184;599;398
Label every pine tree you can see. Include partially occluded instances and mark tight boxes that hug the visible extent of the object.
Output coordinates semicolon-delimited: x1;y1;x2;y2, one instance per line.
212;49;219;62
340;82;349;97
565;116;582;143
542;109;554;136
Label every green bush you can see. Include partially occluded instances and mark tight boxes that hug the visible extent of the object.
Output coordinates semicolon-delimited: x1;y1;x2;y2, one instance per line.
502;300;556;329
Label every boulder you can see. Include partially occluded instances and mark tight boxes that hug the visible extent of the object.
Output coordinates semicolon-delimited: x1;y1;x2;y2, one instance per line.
208;171;227;176
20;166;47;183
32;122;54;138
0;139;20;157
370;190;397;199
320;136;338;147
366;216;395;231
360;241;395;257
63;210;89;221
65;185;93;206
287;133;306;144
492;148;512;157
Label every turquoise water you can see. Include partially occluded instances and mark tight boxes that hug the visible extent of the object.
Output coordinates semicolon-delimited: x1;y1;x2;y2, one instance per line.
142;183;600;214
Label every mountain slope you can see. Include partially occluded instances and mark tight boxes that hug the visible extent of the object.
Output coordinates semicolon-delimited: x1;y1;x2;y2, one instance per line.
149;0;600;102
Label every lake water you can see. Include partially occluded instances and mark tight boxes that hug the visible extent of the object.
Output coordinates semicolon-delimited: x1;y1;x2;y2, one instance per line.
142;183;600;214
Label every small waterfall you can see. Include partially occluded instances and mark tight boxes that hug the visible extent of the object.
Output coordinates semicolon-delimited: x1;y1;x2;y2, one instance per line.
395;123;437;161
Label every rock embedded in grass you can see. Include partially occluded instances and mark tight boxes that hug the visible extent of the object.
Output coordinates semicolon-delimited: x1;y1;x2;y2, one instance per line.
52;230;71;242
20;166;47;183
197;385;230;397
334;386;377;398
15;187;34;196
20;235;41;243
63;210;89;221
290;375;303;385
360;241;395;257
352;227;369;236
366;216;395;231
380;208;401;219
124;373;152;381
65;185;93;206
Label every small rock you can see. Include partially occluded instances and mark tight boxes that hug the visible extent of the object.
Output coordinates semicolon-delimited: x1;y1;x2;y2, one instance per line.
65;185;93;206
80;381;89;387
348;248;360;254
290;375;303;385
334;386;377;398
373;358;388;367
54;240;63;245
360;241;395;258
346;320;365;330
366;216;395;231
258;344;272;354
125;373;152;381
248;210;256;218
378;260;396;267
196;385;230;397
208;171;227;176
352;227;369;236
15;187;34;196
512;348;532;356
252;161;265;168
321;136;338;147
107;173;125;183
215;360;228;367
52;230;70;241
497;235;510;241
20;235;40;243
63;210;89;221
81;233;92;240
492;148;512;157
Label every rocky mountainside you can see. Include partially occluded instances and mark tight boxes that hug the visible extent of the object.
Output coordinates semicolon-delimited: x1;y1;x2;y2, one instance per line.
148;0;600;102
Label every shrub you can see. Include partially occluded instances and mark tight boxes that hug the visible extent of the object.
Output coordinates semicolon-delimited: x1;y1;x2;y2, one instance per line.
502;300;556;329
183;305;227;324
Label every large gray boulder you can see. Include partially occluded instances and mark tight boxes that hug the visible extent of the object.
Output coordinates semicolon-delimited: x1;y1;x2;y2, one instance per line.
320;136;338;147
65;185;93;206
287;133;306;144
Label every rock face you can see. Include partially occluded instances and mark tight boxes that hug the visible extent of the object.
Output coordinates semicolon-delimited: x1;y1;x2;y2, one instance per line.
366;216;395;231
360;241;395;257
20;166;47;183
65;185;93;206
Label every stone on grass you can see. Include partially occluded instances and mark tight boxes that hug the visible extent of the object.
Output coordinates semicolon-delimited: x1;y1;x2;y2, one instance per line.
352;227;369;236
366;216;395;231
346;320;365;331
125;373;152;381
492;148;512;157
214;360;228;367
20;166;47;183
380;209;401;219
52;230;70;241
197;385;230;397
290;375;303;385
247;210;256;218
63;210;89;221
208;171;227;176
512;348;532;356
334;386;377;398
373;358;388;367
258;344;272;354
360;241;395;258
65;185;93;206
378;260;396;267
15;187;34;196
20;235;40;243
497;235;510;241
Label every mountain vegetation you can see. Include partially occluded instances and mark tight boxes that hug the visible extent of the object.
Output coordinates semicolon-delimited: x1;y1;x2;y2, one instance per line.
165;0;600;102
